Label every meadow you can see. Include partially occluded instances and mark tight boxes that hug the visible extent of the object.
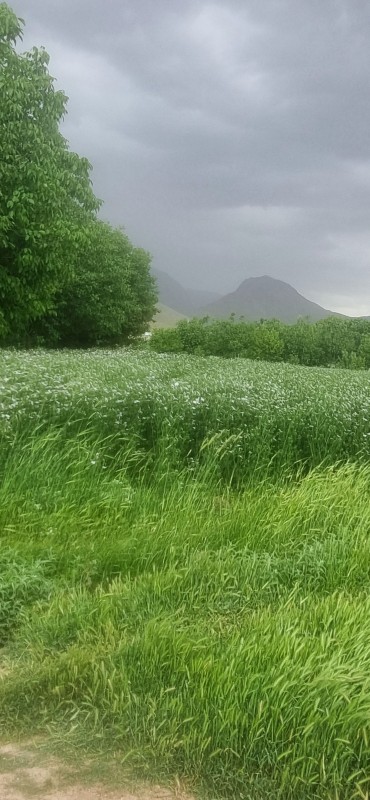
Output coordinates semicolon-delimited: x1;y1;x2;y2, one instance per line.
1;349;370;798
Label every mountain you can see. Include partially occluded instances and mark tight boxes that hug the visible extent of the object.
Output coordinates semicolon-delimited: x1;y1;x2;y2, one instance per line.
152;269;221;316
201;275;343;323
151;303;186;329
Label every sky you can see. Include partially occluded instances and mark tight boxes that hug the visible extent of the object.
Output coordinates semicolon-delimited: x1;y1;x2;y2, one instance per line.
11;0;370;315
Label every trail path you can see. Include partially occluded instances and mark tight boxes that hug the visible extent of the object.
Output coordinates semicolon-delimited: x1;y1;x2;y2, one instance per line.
0;743;193;800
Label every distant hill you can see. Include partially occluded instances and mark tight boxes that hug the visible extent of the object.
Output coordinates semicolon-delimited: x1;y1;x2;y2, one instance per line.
153;269;221;316
151;303;186;329
201;275;344;323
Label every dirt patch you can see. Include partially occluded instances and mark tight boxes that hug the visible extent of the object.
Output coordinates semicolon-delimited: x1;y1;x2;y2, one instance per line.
0;743;194;800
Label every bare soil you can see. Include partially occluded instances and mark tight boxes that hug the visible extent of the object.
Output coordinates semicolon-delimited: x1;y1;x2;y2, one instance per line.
0;742;194;800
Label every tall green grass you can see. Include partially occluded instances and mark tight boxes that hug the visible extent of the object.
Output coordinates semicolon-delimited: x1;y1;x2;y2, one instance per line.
1;425;370;797
2;350;370;797
1;348;370;482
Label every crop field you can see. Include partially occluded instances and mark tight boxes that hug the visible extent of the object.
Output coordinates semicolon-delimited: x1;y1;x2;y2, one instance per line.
2;349;370;798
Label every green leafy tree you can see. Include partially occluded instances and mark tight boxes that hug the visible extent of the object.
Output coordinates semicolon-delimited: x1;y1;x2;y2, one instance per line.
43;222;157;346
0;3;99;340
358;332;370;368
150;326;183;353
252;321;283;362
282;319;321;365
315;317;352;365
176;318;210;355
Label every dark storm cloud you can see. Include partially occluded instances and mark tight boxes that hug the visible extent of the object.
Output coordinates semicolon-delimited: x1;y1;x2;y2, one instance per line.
11;0;370;313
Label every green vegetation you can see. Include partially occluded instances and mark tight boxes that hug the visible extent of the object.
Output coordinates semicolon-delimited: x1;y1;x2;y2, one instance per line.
0;3;157;346
150;315;370;368
37;221;156;347
2;6;370;798
2;349;370;798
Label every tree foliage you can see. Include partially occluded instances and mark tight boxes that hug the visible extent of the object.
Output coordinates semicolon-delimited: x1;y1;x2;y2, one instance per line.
150;316;370;369
37;222;157;346
0;2;100;338
0;3;157;346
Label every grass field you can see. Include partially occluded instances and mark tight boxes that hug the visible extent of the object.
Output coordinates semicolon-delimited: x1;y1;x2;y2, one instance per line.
1;349;370;798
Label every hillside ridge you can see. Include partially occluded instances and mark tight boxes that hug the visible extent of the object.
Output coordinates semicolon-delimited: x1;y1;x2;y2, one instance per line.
201;274;344;322
152;269;221;316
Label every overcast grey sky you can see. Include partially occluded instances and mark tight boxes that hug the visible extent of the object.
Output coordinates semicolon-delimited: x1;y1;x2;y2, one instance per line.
11;0;370;314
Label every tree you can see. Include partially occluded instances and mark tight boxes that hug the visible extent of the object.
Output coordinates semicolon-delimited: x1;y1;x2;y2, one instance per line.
40;221;157;346
0;3;100;340
282;319;320;365
252;320;283;362
315;317;352;365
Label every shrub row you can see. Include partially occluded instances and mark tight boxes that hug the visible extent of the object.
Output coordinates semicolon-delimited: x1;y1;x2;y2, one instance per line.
150;315;370;368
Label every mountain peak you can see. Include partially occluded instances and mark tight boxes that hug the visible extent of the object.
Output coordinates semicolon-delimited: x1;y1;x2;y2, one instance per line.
153;269;344;323
202;275;341;322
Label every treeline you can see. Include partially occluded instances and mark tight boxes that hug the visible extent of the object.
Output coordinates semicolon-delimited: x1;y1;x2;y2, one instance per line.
150;316;370;368
0;4;156;348
25;221;157;348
